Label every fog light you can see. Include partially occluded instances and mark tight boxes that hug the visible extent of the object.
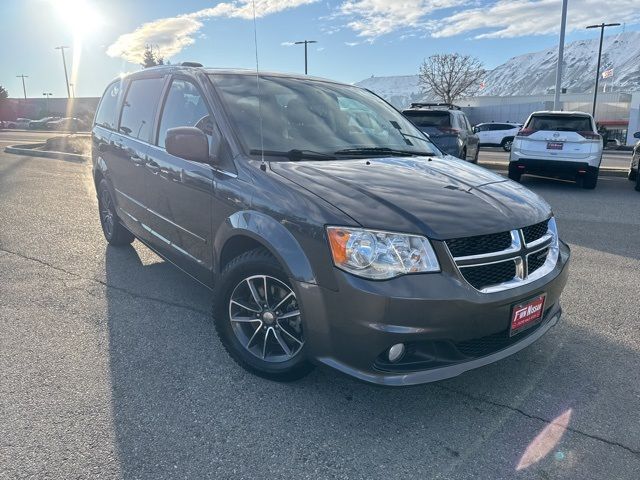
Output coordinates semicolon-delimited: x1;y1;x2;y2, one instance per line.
388;343;405;363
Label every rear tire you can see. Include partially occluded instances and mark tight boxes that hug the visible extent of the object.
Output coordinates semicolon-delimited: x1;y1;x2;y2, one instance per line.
508;163;522;182
97;179;134;246
211;248;314;382
582;168;598;189
460;148;467;161
635;169;640;192
629;166;637;181
501;137;514;152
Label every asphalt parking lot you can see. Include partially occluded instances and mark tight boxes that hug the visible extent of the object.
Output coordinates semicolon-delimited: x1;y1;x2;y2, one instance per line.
1;134;639;479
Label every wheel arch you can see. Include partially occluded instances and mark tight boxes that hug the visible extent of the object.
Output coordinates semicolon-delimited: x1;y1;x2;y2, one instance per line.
214;211;316;285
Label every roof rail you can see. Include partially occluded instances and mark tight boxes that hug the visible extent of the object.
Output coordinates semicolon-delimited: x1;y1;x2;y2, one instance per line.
180;62;203;67
410;102;461;110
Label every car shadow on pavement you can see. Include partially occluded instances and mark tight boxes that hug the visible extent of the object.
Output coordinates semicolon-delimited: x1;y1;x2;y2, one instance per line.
104;244;640;479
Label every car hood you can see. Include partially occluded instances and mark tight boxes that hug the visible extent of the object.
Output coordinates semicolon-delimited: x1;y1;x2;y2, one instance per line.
270;156;551;239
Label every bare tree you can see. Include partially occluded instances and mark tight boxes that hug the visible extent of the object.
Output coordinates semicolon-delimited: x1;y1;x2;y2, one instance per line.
418;54;485;104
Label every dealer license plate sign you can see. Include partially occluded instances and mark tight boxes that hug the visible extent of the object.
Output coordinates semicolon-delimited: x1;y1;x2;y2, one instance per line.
510;294;546;336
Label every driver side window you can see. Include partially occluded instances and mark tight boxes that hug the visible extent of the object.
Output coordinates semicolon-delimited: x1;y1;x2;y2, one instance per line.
158;79;212;148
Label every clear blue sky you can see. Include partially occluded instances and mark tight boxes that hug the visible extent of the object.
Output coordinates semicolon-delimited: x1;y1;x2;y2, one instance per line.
2;0;639;98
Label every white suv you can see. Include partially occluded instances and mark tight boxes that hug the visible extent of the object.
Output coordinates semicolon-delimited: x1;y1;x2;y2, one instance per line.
474;122;522;151
509;111;603;189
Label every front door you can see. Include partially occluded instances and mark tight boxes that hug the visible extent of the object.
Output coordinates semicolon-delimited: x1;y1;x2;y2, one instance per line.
143;77;215;284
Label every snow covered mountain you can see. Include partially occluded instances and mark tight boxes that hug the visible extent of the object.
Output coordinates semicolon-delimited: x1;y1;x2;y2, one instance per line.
355;31;640;108
354;74;425;109
481;31;640;96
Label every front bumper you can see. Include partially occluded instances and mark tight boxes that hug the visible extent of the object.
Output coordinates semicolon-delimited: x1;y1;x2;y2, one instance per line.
297;240;570;386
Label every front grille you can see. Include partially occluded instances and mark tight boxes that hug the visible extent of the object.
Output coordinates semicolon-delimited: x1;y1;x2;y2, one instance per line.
455;320;545;357
445;231;512;258
460;260;516;290
528;248;549;275
522;219;549;244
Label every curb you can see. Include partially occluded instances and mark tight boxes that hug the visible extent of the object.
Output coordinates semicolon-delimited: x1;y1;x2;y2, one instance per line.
4;143;89;162
480;161;628;178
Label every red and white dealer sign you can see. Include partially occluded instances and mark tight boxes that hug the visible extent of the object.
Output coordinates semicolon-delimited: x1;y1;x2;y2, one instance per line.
510;294;546;335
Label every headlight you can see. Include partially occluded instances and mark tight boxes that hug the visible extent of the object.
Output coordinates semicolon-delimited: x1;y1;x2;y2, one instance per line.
326;227;440;280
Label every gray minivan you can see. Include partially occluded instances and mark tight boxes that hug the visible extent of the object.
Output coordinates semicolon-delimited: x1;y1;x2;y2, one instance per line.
92;64;569;386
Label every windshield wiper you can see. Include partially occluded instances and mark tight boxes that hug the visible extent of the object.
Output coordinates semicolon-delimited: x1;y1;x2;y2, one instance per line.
333;147;435;157
249;149;337;161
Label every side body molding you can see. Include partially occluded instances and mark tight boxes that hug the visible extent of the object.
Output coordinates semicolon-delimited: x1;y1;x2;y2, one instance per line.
214;210;317;285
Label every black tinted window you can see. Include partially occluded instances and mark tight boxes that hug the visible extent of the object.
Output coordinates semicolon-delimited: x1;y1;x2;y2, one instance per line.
158;79;211;148
95;81;122;130
119;77;165;141
527;115;592;132
403;111;450;127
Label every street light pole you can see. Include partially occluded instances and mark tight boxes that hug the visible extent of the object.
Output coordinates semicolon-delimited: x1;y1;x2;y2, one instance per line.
69;83;76;98
54;46;71;98
43;92;53;115
16;74;28;100
293;40;317;75
586;23;620;117
553;0;568;110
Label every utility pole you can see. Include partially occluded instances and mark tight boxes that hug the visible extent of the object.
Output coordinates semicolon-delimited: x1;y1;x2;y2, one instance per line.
553;0;568;110
16;74;28;100
293;40;317;75
54;46;71;98
43;92;53;115
586;23;620;117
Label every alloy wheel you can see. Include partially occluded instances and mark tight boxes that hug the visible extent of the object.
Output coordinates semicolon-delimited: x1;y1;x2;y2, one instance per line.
99;189;115;238
228;275;304;362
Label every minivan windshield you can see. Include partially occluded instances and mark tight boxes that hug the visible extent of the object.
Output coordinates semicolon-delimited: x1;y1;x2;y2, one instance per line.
527;114;593;132
209;74;441;159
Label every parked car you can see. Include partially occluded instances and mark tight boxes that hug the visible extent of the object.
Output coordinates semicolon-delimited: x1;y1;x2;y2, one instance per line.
509;111;603;189
628;131;640;192
45;117;82;131
29;116;60;130
92;65;570;386
401;103;479;162
474;122;522;151
15;118;32;129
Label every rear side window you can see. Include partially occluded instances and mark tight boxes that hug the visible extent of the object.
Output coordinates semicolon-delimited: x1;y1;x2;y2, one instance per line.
157;79;211;148
403;111;450;127
119;77;165;142
527;115;592;132
95;81;122;130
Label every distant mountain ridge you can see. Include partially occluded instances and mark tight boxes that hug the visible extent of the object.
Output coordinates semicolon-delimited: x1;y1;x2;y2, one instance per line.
355;31;640;108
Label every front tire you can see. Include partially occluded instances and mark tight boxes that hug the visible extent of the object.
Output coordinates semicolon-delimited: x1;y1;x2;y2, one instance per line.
212;248;313;382
97;179;134;246
508;163;522;182
582;168;598;189
635;168;640;192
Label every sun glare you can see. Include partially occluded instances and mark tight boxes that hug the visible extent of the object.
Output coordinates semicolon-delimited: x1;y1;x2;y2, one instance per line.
52;0;104;38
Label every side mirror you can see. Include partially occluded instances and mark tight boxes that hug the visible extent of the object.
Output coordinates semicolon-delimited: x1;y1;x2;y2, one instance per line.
634;132;640;139
165;126;210;163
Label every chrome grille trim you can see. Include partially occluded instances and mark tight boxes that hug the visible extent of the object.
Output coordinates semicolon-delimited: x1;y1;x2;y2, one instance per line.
446;218;559;293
